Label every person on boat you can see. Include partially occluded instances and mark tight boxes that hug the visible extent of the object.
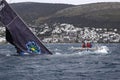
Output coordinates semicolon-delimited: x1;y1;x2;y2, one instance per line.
82;41;86;48
82;40;92;48
86;42;92;48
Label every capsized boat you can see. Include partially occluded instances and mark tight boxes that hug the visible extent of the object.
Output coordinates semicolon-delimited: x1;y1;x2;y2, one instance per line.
0;0;52;55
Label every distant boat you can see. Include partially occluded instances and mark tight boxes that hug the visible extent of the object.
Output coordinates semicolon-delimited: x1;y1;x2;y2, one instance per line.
71;41;97;51
71;42;109;53
0;0;52;55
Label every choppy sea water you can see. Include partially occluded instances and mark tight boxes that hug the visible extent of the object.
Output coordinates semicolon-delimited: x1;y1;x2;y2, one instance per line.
0;43;120;80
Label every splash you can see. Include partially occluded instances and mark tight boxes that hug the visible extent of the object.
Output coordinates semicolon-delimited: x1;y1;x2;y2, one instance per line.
94;46;109;54
70;45;110;55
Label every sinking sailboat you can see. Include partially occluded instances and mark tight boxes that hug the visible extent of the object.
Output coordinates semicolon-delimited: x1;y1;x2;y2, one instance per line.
0;0;52;55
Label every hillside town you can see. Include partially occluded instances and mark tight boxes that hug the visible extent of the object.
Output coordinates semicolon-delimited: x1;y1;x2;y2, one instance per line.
33;23;120;43
0;23;120;43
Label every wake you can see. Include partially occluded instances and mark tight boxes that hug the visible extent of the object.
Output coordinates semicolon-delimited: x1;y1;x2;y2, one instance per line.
53;46;110;57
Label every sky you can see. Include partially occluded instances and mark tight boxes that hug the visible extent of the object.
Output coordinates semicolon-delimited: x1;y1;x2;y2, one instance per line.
6;0;120;5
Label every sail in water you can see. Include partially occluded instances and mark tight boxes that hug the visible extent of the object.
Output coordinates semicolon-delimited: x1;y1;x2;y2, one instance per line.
0;0;52;55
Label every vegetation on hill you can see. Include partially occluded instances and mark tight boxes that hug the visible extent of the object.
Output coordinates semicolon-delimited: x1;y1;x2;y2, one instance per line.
8;2;120;30
40;2;120;29
11;2;74;24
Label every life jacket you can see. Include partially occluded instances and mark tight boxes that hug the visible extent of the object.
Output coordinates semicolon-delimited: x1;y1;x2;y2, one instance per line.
82;43;86;48
86;42;92;48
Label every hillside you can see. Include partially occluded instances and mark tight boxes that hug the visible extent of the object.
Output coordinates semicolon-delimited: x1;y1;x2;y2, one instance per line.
7;2;120;30
36;2;120;29
10;2;74;24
